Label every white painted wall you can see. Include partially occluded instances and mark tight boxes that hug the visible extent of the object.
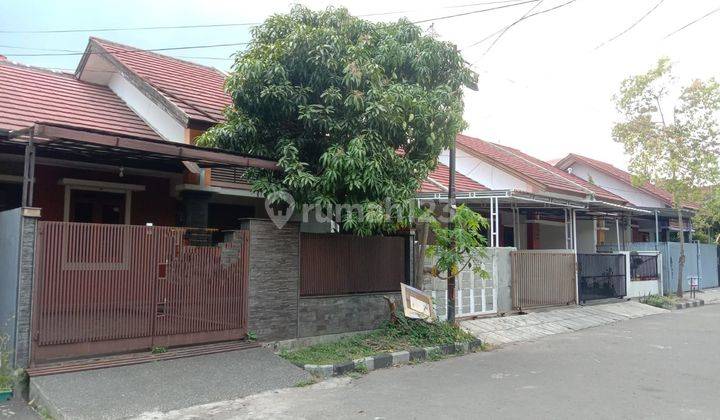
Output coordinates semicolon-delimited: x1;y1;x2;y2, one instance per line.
623;251;662;297
537;223;566;249
108;73;186;143
567;162;667;208
439;148;536;192
576;219;596;253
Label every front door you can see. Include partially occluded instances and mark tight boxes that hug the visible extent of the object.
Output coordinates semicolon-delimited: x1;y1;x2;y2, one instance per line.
69;190;126;224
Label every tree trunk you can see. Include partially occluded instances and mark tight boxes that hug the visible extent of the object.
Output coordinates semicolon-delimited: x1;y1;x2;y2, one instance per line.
414;221;430;287
676;206;685;298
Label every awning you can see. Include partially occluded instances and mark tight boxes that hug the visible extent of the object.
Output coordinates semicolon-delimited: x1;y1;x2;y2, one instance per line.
1;123;278;172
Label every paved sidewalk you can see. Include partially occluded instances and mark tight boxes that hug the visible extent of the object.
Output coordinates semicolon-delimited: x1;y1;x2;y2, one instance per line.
460;300;668;346
694;287;720;304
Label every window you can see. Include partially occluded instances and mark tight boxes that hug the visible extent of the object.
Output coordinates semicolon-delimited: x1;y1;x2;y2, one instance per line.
69;190;126;224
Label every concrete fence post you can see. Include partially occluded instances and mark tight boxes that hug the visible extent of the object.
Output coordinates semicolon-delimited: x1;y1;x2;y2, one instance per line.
14;207;41;368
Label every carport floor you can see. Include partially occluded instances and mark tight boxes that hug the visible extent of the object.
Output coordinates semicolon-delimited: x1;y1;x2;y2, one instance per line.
30;348;311;420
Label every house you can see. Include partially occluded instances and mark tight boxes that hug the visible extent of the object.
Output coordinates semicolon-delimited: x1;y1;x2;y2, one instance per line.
0;38;274;228
555;153;696;243
420;134;648;252
555;153;719;292
0;38;409;369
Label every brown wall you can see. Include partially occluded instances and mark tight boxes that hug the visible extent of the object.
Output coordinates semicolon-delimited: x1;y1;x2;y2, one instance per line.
33;164;178;226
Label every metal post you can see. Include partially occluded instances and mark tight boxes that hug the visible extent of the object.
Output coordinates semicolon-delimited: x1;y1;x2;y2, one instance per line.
572;209;577;252
654;210;660;245
489;197;495;247
447;140;457;323
564;209;569;249
494;198;498;247
21;132;36;207
572;209;579;304
615;218;621;252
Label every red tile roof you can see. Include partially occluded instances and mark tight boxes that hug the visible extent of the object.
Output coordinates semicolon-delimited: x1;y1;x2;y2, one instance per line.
456;134;626;203
419;162;487;194
90;37;231;124
555;153;674;206
0;62;161;140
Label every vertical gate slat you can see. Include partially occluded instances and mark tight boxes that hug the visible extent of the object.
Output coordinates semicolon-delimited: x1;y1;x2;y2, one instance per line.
30;222;249;364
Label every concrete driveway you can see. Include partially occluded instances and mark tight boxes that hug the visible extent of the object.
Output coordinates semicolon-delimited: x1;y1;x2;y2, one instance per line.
30;348;310;420
141;304;720;419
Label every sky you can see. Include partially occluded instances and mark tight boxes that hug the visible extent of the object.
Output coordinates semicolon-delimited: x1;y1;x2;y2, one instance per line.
1;0;719;169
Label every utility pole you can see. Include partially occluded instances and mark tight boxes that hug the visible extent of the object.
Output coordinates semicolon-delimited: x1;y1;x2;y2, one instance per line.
447;139;457;323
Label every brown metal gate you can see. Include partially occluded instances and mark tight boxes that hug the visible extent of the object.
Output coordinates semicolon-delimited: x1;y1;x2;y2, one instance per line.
31;222;249;364
511;250;577;310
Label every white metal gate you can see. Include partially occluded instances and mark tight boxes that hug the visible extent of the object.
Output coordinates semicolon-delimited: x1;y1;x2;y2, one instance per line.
423;256;497;320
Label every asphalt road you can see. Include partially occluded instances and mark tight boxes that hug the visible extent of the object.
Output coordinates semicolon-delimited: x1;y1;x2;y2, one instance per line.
145;304;720;420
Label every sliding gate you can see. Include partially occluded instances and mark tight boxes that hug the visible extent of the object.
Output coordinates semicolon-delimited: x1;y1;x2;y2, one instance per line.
577;253;626;302
511;250;576;310
31;222;249;364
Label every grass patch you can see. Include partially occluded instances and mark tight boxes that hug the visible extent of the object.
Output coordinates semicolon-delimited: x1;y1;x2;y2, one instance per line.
294;377;320;387
150;346;167;354
281;313;474;366
640;294;676;309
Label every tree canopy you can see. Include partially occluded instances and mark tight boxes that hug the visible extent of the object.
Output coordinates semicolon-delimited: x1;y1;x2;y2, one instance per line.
198;6;477;235
612;57;720;295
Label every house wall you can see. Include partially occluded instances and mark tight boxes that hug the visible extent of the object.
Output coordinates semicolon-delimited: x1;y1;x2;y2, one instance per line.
439;148;535;192
32;164;178;226
537;223;566;249
108;72;186;143
567;162;667;208
576;219;596;253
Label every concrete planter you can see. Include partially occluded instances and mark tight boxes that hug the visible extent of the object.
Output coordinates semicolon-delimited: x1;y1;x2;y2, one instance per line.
297;339;483;378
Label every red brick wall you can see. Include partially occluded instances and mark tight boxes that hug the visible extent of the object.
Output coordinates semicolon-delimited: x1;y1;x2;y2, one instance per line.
33;164;178;226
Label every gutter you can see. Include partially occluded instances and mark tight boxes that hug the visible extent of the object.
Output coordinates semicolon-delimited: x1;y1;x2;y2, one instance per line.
591;200;653;214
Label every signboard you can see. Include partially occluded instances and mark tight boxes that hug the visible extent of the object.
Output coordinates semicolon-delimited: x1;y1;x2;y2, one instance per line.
400;283;435;322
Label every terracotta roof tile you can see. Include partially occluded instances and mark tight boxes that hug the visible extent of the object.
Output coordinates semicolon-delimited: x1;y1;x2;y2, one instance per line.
419;162;487;193
0;62;161;140
91;38;231;124
556;153;674;206
456;134;626;203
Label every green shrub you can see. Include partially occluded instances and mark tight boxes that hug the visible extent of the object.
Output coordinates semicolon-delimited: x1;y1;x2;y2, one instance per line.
281;312;474;366
641;294;675;308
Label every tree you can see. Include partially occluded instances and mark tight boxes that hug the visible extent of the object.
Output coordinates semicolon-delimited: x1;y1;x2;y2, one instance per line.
694;187;720;244
612;57;720;297
198;6;477;235
425;205;488;322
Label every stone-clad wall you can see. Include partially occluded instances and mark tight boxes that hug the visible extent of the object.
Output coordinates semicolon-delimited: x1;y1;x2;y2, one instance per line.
241;219;300;341
15;213;38;367
239;219;401;341
298;293;399;338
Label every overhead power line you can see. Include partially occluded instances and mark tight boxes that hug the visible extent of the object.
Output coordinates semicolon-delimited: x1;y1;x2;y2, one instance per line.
0;0;533;34
411;0;540;24
462;0;577;59
594;0;665;50
483;0;545;56
2;42;250;58
2;1;541;58
664;5;720;39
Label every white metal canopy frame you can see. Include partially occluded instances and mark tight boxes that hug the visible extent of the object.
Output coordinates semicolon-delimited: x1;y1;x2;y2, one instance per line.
417;188;655;251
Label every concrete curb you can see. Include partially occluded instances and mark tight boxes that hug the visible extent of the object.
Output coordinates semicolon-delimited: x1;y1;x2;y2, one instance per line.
674;299;705;310
298;339;483;378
